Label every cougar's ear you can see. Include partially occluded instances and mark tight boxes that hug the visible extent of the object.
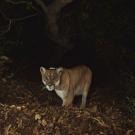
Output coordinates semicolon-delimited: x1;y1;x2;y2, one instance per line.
56;67;63;75
40;66;46;74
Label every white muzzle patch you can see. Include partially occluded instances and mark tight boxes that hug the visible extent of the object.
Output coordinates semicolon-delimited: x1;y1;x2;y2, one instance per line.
46;85;54;91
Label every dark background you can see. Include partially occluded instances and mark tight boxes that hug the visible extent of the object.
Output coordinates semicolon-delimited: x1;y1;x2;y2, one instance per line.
0;1;135;134
0;0;135;92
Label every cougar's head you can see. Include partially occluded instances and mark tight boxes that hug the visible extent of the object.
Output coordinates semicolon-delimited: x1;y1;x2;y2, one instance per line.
40;67;63;91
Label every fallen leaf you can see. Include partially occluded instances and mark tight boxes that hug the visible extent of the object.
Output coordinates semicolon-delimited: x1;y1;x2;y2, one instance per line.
33;127;39;135
4;124;11;135
125;129;133;135
90;105;98;113
55;128;61;135
16;106;21;111
17;119;23;128
92;117;109;128
41;119;47;126
35;114;41;120
10;105;16;108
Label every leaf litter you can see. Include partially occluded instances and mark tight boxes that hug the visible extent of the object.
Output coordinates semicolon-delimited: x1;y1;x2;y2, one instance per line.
0;46;135;135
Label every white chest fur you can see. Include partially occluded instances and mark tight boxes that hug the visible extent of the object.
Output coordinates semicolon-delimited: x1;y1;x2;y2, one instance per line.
55;89;65;100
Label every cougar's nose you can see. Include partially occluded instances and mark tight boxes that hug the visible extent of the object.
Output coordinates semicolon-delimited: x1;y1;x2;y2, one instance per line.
48;83;52;87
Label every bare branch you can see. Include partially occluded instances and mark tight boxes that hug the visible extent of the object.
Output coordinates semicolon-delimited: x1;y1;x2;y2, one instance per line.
34;0;74;15
34;0;75;49
0;7;37;36
3;0;75;51
6;0;29;5
0;8;10;20
34;0;48;14
0;20;12;36
10;13;38;21
0;8;12;35
1;0;39;21
47;0;74;14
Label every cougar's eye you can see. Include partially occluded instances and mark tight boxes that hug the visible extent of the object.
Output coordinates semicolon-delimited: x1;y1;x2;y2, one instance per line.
52;76;55;80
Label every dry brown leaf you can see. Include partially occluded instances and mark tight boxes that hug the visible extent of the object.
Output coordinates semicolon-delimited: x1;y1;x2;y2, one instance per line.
4;111;8;120
35;114;41;120
112;124;122;135
125;129;133;135
33;127;39;135
9;128;19;135
92;117;109;128
10;105;16;108
58;117;64;124
41;119;47;126
4;124;11;135
76;114;82;118
55;129;61;135
38;119;42;124
83;133;89;135
16;106;21;111
21;105;26;109
0;103;4;107
48;123;54;128
17;119;23;128
90;105;98;113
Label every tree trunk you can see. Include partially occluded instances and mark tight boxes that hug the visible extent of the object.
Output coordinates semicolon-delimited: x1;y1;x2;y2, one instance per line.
34;0;75;64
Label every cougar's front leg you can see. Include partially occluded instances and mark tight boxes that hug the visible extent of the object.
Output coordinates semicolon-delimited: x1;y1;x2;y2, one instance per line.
62;91;74;107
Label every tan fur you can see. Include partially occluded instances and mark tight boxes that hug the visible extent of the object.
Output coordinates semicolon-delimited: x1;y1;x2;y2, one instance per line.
40;65;92;109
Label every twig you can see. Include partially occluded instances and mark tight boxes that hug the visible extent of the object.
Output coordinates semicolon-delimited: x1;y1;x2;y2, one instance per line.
9;13;38;21
4;124;11;135
34;0;48;14
0;20;12;36
0;8;10;20
6;0;29;5
91;117;110;128
0;7;38;36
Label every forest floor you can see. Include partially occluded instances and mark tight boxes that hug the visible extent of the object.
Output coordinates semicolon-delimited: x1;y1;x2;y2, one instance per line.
0;43;135;135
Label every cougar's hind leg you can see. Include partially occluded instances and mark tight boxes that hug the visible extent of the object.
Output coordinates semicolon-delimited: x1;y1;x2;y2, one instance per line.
80;93;87;109
80;85;90;109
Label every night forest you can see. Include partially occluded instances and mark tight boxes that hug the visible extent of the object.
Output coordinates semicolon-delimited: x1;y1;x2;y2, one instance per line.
0;0;135;134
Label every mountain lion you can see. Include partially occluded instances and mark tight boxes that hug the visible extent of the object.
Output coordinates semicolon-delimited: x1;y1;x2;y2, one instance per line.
40;65;92;109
